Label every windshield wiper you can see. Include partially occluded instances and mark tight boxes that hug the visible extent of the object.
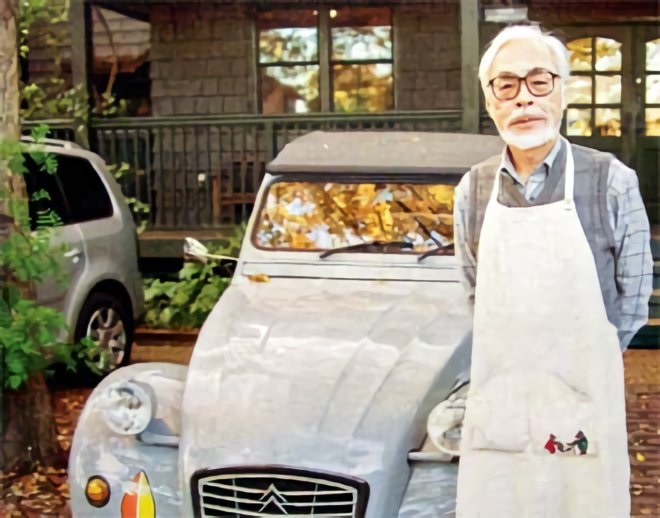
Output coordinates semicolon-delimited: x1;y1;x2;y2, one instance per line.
320;240;414;259
417;242;454;262
395;200;443;248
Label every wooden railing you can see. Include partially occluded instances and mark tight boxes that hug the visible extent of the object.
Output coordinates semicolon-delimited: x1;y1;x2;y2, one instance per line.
87;110;463;230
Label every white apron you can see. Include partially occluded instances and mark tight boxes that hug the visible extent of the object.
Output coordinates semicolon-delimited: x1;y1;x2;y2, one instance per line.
455;140;630;518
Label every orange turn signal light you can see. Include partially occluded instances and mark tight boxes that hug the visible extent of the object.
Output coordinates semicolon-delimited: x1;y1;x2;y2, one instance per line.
85;475;111;508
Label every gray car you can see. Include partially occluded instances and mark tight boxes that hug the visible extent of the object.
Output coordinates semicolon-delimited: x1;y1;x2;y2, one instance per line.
22;137;144;375
68;131;503;517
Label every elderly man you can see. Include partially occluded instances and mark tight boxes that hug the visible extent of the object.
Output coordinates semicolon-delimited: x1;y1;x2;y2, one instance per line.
452;25;653;517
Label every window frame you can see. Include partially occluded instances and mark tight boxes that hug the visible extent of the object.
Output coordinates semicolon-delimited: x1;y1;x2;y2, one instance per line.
255;6;395;115
329;8;395;112
565;36;623;137
644;38;660;136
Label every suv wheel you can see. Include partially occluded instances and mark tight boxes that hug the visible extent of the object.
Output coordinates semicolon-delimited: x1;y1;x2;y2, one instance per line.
75;292;133;377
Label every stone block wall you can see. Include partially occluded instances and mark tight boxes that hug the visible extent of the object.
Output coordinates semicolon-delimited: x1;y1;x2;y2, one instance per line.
27;0;72;87
149;4;255;117
393;3;462;111
148;2;465;116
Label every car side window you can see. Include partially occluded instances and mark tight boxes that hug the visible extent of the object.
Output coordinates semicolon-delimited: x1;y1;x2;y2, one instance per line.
54;155;114;223
23;154;72;230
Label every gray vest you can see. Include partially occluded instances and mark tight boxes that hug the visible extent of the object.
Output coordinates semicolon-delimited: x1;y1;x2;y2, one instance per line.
466;141;621;329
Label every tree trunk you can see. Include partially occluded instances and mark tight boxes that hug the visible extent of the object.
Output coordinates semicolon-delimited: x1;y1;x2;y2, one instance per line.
0;0;19;226
0;0;61;474
2;374;60;472
0;0;19;144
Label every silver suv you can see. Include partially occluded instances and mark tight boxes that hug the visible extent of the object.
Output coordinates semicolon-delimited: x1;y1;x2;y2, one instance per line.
21;137;144;375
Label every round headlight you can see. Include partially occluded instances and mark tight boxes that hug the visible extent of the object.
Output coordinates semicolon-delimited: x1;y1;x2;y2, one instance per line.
427;382;469;456
100;381;155;435
85;475;111;508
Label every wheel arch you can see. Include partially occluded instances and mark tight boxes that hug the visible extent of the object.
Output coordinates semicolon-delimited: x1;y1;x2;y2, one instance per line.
86;279;135;326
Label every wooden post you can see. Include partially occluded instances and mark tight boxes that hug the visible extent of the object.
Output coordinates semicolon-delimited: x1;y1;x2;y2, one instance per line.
318;8;331;112
69;0;91;148
461;0;481;134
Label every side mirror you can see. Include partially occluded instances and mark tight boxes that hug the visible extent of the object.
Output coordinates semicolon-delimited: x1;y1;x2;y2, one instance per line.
183;237;239;263
183;237;210;264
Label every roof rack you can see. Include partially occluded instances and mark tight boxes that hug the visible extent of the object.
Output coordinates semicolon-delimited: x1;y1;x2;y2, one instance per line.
19;136;83;150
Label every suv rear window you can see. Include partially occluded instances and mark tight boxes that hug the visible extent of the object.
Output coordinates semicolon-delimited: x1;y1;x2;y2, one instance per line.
55;155;113;223
23;153;113;229
23;154;71;230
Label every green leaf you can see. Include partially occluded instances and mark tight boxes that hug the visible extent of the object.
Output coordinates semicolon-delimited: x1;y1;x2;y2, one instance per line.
7;153;26;175
171;290;190;306
30;124;50;143
8;375;24;390
44;154;58;174
160;307;173;324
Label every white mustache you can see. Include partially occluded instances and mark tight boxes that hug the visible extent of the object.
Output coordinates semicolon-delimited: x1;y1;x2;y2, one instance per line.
504;108;547;127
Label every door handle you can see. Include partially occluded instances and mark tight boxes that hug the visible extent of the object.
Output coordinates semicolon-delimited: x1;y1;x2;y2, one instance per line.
63;247;82;259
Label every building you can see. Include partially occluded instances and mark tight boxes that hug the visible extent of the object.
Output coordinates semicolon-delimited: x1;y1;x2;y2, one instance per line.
25;0;659;244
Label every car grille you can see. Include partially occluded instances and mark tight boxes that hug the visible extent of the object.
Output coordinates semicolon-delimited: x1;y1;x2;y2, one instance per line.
191;466;369;518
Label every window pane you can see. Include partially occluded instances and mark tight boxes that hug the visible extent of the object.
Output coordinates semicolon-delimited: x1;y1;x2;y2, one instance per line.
56;156;113;223
646;39;660;71
595;38;622;71
568;38;592;72
259;28;318;63
566;76;592;104
595;108;621;136
22;154;70;229
567;108;592;136
646;108;660;136
330;7;392;61
595;75;621;104
333;63;393;113
254;180;455;252
646;75;660;104
332;26;392;61
261;65;320;114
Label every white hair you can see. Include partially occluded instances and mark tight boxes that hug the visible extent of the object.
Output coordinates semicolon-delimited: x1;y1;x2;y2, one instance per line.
478;25;570;92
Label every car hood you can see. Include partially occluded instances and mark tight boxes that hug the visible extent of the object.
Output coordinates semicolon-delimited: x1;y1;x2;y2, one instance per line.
180;277;472;516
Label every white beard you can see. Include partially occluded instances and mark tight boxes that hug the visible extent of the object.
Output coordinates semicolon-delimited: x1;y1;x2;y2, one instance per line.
499;120;562;150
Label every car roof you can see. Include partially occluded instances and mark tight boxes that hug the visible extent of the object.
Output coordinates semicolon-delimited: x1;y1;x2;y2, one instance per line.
267;131;504;174
20;135;84;150
20;136;108;168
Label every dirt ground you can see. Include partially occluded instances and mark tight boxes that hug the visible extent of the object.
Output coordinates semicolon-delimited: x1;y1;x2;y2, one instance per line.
1;344;658;517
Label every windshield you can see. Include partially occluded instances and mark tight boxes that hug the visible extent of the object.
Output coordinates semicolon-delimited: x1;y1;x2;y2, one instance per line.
252;178;456;254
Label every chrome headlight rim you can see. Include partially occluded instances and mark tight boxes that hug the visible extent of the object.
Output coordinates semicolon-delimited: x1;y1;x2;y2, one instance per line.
99;380;156;436
426;380;470;457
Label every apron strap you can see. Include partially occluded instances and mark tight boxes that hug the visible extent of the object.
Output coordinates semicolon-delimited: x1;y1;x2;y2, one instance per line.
562;138;575;207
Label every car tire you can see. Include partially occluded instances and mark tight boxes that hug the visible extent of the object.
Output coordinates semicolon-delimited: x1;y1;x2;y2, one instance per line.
74;291;133;383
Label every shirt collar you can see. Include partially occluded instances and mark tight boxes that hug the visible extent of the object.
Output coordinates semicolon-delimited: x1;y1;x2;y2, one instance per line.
501;138;563;184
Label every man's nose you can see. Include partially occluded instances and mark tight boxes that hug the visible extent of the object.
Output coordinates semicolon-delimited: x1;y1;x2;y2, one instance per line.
516;81;534;107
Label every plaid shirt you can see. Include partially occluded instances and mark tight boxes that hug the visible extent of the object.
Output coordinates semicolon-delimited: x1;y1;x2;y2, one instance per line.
453;147;654;351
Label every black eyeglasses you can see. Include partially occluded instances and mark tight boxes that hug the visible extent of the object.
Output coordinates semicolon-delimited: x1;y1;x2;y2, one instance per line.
488;68;560;101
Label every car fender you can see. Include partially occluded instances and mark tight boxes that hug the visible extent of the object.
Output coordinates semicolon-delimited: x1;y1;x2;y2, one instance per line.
69;362;187;517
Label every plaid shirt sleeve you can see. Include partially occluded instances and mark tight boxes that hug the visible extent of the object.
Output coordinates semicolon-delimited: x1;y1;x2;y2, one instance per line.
453;171;477;309
607;159;654;350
